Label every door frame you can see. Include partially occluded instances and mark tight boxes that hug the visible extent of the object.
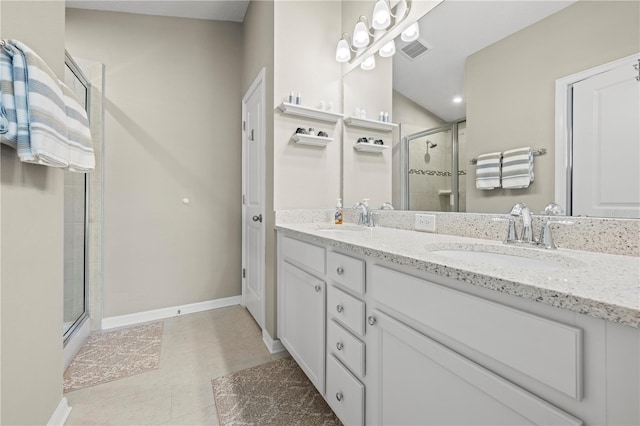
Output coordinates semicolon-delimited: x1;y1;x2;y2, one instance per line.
554;53;639;214
241;67;266;328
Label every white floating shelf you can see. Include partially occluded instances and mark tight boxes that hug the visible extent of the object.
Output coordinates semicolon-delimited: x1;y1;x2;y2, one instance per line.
354;142;389;153
278;102;344;123
292;133;333;147
344;116;398;132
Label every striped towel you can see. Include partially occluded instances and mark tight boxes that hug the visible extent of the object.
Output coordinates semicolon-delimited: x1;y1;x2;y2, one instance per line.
0;43;30;151
8;39;70;167
502;147;534;189
0;46;16;143
475;152;502;190
61;84;95;172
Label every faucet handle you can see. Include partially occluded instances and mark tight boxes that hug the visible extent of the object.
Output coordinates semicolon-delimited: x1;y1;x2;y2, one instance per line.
540;219;575;249
493;217;518;243
379;202;394;210
542;203;565;216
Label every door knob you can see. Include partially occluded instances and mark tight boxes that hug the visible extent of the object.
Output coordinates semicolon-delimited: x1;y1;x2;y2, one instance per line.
252;214;262;223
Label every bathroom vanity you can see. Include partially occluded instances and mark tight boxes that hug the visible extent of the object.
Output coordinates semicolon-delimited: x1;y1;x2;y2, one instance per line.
276;223;640;426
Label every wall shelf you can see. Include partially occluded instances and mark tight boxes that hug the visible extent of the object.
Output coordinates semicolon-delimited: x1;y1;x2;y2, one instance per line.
292;133;333;147
344;116;398;132
354;142;389;153
278;102;344;123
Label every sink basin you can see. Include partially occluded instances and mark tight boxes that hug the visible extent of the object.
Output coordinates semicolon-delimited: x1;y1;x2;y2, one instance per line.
315;224;368;233
428;244;584;271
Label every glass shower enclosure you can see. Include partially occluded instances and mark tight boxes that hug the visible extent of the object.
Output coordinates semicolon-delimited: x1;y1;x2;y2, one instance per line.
63;52;90;344
401;120;467;212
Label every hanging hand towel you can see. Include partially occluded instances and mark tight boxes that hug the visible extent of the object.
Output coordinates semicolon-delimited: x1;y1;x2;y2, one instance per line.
475;152;502;190
0;43;30;151
7;39;69;167
61;84;94;172
502;147;534;189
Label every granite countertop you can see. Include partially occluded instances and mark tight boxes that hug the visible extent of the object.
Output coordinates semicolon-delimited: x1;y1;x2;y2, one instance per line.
276;223;640;328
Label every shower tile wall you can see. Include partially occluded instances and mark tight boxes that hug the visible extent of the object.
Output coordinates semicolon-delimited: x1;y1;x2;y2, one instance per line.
458;122;467;212
409;131;452;211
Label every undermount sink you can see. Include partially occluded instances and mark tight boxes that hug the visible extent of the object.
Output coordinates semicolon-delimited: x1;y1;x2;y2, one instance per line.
428;244;584;271
315;224;368;232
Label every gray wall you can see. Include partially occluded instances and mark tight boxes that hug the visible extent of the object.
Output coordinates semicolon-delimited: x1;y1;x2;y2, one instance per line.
0;1;66;424
465;0;640;214
65;9;244;318
242;0;276;337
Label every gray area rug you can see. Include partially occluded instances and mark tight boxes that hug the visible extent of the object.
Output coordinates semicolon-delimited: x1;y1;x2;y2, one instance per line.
63;322;163;393
212;357;341;425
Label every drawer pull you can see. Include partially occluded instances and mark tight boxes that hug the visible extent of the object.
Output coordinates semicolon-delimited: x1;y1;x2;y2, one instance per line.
336;267;344;275
336;392;343;402
336;304;344;313
367;315;377;326
314;284;322;292
336;341;343;351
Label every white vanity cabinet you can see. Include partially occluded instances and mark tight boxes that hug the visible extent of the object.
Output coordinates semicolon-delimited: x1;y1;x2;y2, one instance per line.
277;236;327;392
276;231;640;426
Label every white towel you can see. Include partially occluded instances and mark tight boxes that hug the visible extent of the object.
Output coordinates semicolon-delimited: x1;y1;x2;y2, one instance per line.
61;84;95;172
9;39;69;167
475;152;502;190
502;147;534;189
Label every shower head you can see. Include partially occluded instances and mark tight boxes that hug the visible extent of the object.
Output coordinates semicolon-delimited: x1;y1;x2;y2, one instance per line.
426;140;437;150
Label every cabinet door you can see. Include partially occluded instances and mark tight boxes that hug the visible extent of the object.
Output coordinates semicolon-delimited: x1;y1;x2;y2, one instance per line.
366;309;582;426
278;260;326;393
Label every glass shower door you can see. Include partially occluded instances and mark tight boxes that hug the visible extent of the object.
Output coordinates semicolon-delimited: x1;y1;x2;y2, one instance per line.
63;54;89;342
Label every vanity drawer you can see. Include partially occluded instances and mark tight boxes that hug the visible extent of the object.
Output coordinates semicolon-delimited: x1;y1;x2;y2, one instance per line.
328;285;365;336
328;319;365;378
280;236;325;275
328;251;365;295
326;354;365;426
370;264;583;400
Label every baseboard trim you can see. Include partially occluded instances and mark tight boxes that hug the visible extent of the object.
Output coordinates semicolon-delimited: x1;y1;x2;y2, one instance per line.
262;329;287;354
101;296;242;330
47;397;71;426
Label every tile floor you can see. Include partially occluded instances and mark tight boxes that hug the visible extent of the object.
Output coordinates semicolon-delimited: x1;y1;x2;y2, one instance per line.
65;305;288;425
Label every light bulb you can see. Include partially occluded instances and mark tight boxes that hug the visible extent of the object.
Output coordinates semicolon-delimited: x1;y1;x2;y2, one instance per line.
335;38;351;62
379;40;396;58
353;21;370;49
372;0;391;30
361;55;376;71
453;96;463;103
401;22;420;42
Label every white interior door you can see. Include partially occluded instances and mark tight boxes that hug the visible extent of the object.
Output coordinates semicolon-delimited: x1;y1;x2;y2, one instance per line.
242;69;265;329
572;56;640;218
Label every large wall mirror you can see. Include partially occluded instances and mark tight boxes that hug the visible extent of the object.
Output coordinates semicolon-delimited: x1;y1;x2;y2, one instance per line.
342;0;640;218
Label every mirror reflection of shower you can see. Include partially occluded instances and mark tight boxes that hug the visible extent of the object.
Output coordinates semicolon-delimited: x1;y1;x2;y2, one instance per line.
402;120;466;212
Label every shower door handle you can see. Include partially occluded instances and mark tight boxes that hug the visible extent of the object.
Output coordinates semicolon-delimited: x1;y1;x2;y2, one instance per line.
252;214;262;223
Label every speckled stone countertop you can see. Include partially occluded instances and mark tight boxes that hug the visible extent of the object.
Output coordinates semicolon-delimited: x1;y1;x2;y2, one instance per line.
276;223;640;328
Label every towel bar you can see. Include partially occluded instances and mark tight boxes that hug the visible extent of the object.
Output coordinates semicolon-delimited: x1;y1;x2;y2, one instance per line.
470;148;547;165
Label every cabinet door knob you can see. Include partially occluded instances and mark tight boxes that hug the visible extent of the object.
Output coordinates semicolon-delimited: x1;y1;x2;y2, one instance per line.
336;267;344;275
367;316;376;326
336;392;343;402
314;284;321;292
336;342;343;351
336;304;344;313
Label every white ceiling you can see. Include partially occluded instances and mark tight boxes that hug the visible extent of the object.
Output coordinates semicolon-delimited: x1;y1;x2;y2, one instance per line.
66;0;250;22
393;1;576;123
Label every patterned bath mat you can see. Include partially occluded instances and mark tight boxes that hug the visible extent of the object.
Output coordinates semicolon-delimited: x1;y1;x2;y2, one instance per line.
212;357;341;425
63;322;163;393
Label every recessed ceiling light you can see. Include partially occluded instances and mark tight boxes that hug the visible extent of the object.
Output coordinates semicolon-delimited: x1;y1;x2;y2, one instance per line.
453;96;463;103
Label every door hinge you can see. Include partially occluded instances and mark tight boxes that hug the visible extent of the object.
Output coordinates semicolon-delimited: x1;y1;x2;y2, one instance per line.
242;120;246;131
242;194;246;205
248;129;254;141
242;268;246;279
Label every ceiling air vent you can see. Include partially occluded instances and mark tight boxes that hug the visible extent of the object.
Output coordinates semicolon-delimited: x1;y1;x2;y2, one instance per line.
399;39;432;60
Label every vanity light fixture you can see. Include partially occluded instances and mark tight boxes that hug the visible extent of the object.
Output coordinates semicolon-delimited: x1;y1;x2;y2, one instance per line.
379;40;396;58
361;55;376;71
372;0;392;30
335;35;352;63
401;22;420;42
353;17;372;49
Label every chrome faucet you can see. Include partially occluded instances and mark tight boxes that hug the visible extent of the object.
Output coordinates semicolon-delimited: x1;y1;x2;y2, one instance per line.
353;199;375;227
509;202;534;243
539;203;574;249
